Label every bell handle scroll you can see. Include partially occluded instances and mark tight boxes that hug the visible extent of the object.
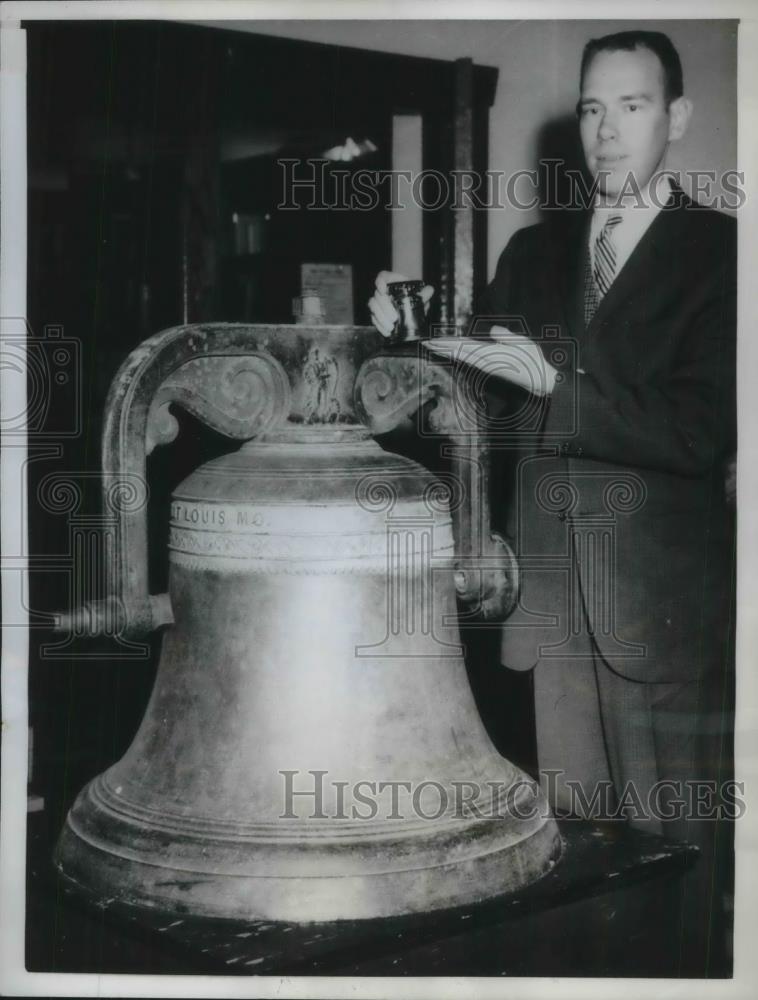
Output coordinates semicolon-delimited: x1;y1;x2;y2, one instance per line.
146;355;292;453
56;324;291;640
355;352;518;622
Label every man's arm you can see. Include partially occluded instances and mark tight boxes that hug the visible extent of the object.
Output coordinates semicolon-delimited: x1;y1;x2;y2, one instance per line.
472;218;736;477
544;241;736;475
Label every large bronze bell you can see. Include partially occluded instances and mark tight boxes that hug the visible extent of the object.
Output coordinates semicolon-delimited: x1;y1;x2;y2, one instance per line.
55;324;561;922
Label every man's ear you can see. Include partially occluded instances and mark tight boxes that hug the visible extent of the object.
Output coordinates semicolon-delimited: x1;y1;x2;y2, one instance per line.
668;96;693;142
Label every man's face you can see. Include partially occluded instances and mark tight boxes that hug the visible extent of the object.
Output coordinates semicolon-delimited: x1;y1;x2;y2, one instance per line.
579;46;675;199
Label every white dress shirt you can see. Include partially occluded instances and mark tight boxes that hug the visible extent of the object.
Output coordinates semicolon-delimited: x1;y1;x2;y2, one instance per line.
589;172;673;284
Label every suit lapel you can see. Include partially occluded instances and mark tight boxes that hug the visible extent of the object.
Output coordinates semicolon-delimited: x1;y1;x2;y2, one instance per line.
552;209;591;344
584;184;688;335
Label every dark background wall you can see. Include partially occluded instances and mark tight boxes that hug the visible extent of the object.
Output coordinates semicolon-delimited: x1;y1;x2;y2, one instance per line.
215;19;738;268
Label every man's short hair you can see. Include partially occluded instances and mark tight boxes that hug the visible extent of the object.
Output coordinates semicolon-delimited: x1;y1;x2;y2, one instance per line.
580;30;684;106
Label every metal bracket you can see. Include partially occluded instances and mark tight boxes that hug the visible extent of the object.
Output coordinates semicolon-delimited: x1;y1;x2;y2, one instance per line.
355;349;518;622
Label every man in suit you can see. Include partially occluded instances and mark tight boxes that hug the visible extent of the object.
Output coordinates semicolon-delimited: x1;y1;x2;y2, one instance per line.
370;30;736;972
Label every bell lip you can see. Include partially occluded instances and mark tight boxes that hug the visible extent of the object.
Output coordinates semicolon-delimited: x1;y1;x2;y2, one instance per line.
55;768;561;880
54;828;564;925
54;790;563;922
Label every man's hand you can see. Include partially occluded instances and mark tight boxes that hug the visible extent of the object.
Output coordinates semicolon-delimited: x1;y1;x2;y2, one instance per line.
368;270;435;338
488;326;558;395
424;325;558;397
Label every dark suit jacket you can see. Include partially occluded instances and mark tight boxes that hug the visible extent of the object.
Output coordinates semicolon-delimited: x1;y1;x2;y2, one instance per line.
482;188;736;683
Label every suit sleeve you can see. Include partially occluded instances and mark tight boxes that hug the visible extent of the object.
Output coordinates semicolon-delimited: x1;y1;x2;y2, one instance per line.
475;229;527;328
544;225;736;476
471;226;551;407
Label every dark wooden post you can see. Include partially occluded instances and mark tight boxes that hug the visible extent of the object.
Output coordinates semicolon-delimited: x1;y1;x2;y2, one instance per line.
453;57;475;334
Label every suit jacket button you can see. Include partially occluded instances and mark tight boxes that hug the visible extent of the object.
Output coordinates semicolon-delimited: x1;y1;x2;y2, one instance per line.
560;442;570;455
558;511;567;521
575;446;583;457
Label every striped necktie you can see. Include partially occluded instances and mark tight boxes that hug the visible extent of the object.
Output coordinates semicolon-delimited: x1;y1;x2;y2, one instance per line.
592;213;623;298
